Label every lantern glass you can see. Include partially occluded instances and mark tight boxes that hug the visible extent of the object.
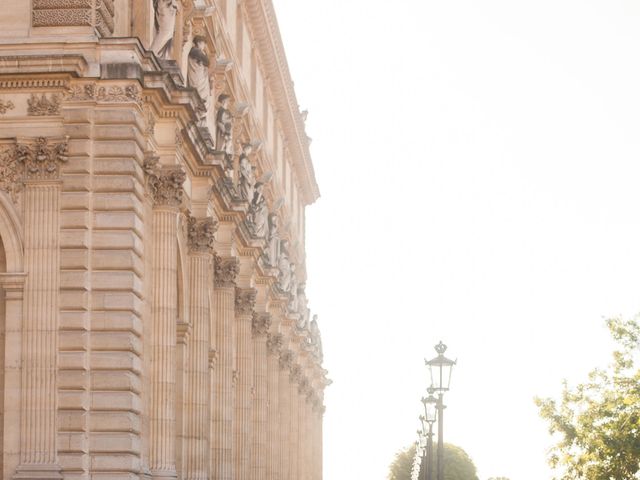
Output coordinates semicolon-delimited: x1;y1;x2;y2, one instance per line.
425;341;456;391
422;395;437;423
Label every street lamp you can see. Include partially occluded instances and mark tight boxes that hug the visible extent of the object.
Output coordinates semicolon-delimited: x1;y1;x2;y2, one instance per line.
420;388;437;480
425;342;456;480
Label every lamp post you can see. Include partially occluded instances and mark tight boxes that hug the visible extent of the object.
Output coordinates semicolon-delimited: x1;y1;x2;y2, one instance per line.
425;342;456;480
420;388;437;480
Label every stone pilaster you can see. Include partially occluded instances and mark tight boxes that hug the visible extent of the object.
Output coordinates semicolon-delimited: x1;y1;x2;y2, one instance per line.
265;333;282;480
277;351;293;480
251;312;271;480
288;365;301;480
147;166;185;479
184;216;216;480
13;137;68;480
233;287;256;480
211;256;238;480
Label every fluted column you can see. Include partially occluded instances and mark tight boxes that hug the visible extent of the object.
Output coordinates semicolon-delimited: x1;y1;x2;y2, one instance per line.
297;379;309;480
211;256;239;480
265;334;283;480
14;137;68;480
184;217;217;480
288;365;301;480
233;288;256;480
250;313;271;480
147;166;185;479
278;351;293;480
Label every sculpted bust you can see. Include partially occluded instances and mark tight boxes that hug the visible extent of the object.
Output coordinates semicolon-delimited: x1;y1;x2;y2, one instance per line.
150;0;179;59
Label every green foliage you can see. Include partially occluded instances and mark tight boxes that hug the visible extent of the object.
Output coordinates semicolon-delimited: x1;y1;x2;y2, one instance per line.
535;316;640;479
388;443;479;480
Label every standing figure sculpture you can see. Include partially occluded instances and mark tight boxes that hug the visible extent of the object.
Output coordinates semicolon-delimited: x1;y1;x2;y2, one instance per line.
247;182;269;237
288;264;299;313
238;143;256;202
264;213;280;267
277;239;292;293
187;36;211;126
150;0;179;59
215;94;234;174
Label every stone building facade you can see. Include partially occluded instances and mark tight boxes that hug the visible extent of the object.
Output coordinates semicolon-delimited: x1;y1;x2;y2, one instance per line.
0;1;327;479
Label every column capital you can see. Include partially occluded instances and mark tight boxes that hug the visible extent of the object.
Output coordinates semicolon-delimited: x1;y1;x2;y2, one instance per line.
235;287;257;316
16;136;69;182
267;332;283;355
146;162;186;207
279;349;294;371
214;254;239;288
187;215;218;254
252;312;272;338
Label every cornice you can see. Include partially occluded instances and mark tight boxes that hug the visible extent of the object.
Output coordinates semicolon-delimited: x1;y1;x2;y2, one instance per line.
241;0;320;206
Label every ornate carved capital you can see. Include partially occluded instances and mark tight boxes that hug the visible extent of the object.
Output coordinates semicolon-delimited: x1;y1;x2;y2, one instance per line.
252;312;271;338
289;364;302;383
146;166;185;207
235;288;256;316
187;215;217;254
16;136;69;181
267;333;283;355
214;255;239;288
279;349;293;371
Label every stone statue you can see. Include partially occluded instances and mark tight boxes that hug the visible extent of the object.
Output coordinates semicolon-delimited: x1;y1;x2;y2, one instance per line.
277;239;291;293
264;213;280;267
288;264;298;312
238;143;255;202
295;283;309;330
310;315;323;360
215;94;233;173
150;0;179;59
247;182;268;237
187;36;211;125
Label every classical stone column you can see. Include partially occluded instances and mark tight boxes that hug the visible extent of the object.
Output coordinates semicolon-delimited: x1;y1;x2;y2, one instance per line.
265;334;283;480
13;137;68;480
313;403;324;480
211;256;239;480
288;365;301;480
296;378;308;480
184;216;217;480
278;350;293;480
233;288;256;480
250;313;271;480
147;166;185;479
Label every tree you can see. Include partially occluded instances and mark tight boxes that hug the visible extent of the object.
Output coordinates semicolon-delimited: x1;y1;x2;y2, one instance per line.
535;316;640;479
388;442;479;480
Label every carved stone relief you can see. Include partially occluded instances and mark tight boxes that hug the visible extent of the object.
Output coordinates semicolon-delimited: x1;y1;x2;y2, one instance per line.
16;136;69;181
145;165;186;207
32;0;115;38
251;312;271;338
0;99;15;114
213;255;239;289
187;215;218;254
27;93;61;116
235;288;257;316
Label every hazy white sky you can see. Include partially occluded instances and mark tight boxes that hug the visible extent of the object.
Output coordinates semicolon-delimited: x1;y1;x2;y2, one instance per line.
271;1;640;479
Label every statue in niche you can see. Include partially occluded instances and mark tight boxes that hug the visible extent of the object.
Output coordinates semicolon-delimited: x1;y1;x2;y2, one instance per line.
277;239;291;293
187;35;211;125
264;213;280;267
247;182;269;238
238;143;256;202
150;0;179;59
310;315;323;359
215;94;234;174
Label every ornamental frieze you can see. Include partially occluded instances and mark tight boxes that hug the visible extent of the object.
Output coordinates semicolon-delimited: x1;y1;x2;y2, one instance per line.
235;288;257;316
27;93;61;116
0;99;15;114
187;215;218;254
65;82;142;105
213;255;239;288
32;0;115;38
251;312;271;338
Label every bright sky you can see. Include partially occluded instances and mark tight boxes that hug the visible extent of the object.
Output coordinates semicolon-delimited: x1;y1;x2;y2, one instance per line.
271;1;640;479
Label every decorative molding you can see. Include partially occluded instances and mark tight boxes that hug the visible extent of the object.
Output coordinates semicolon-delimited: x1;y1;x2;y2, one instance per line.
0;144;22;201
16;136;69;181
97;85;142;105
66;82;97;101
213;255;239;288
234;287;256;316
187;215;217;254
146;166;186;207
0;79;68;90
0;99;14;114
251;312;271;338
32;0;115;38
27;93;60;116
